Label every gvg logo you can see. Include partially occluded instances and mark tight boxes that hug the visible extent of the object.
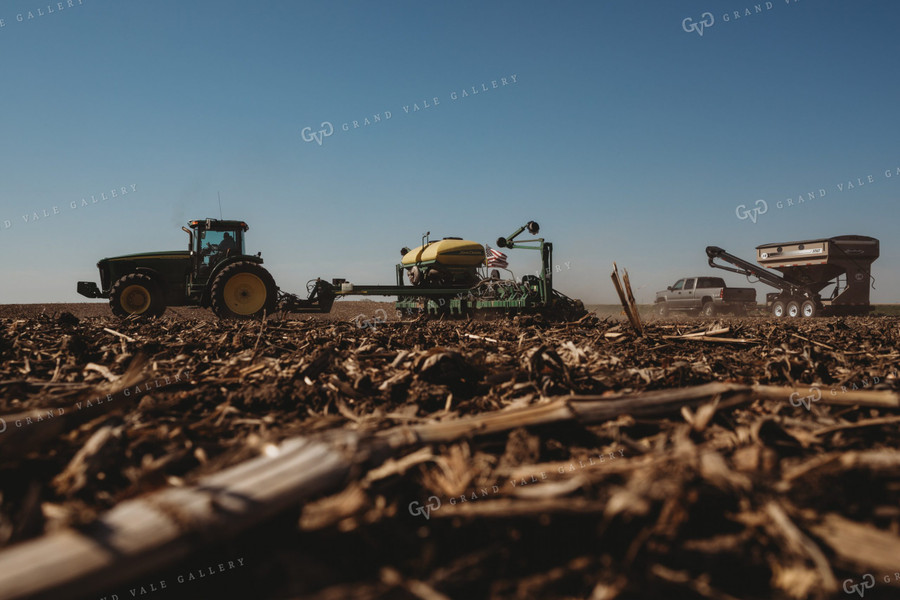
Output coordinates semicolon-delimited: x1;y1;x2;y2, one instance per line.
301;121;334;146
789;386;822;411
843;574;875;597
682;12;715;36
735;199;768;223
351;308;388;331
408;496;441;520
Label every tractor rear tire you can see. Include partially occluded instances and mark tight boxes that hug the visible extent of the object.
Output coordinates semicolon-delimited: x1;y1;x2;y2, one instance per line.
211;261;277;319
110;273;165;318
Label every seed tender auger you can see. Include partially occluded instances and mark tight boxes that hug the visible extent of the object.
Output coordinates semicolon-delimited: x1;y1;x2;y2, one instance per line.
78;219;586;321
705;235;880;317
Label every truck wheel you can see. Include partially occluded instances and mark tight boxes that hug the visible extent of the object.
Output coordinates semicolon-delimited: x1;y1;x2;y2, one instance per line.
700;302;716;317
786;301;801;318
771;300;786;318
656;302;669;317
110;273;165;318
211;261;277;319
801;300;818;318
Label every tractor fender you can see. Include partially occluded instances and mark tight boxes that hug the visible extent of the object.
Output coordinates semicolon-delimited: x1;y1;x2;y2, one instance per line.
201;255;266;306
133;267;168;292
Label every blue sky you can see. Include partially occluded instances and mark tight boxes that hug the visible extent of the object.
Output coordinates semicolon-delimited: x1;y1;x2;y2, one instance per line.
1;0;898;304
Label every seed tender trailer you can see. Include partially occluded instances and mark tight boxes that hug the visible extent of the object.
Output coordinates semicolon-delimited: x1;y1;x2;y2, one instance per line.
705;235;879;317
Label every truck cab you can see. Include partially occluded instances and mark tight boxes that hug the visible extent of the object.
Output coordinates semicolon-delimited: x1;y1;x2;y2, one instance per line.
656;276;756;316
667;277;695;309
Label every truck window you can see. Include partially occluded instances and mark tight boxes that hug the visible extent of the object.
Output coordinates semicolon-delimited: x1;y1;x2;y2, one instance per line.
683;278;696;291
672;279;684;291
698;277;725;288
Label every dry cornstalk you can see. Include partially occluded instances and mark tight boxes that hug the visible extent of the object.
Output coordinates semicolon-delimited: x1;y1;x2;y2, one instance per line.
611;263;642;336
622;269;644;336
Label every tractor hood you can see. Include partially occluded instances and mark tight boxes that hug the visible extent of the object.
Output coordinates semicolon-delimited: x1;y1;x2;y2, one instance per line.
92;251;193;297
99;251;190;264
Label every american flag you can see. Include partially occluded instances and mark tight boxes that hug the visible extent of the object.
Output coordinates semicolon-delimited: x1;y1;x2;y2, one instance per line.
485;244;508;269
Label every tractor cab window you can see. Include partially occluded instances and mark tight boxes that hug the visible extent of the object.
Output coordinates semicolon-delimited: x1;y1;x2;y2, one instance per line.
199;230;242;266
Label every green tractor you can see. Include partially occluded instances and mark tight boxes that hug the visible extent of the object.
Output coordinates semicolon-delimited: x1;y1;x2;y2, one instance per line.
77;219;279;319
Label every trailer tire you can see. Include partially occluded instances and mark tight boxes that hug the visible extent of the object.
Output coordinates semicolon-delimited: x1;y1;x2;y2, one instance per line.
700;301;716;317
787;301;801;318
772;300;786;318
656;302;669;317
211;261;277;319
110;273;165;318
801;300;818;318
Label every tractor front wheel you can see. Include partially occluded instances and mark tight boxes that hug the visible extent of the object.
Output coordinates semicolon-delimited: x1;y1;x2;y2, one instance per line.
211;262;277;319
110;273;166;318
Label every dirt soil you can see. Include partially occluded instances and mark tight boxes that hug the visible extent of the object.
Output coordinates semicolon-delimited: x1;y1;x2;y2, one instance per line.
1;303;899;599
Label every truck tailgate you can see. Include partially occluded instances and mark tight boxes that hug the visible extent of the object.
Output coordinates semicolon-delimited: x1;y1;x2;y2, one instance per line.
723;288;756;303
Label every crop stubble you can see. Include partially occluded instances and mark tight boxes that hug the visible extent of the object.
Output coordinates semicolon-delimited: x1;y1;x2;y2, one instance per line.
0;303;899;599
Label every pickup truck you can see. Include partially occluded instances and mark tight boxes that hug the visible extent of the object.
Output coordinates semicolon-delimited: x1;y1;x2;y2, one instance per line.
655;276;756;316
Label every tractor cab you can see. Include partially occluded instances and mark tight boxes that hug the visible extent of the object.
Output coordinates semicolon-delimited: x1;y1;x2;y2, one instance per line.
184;219;250;282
